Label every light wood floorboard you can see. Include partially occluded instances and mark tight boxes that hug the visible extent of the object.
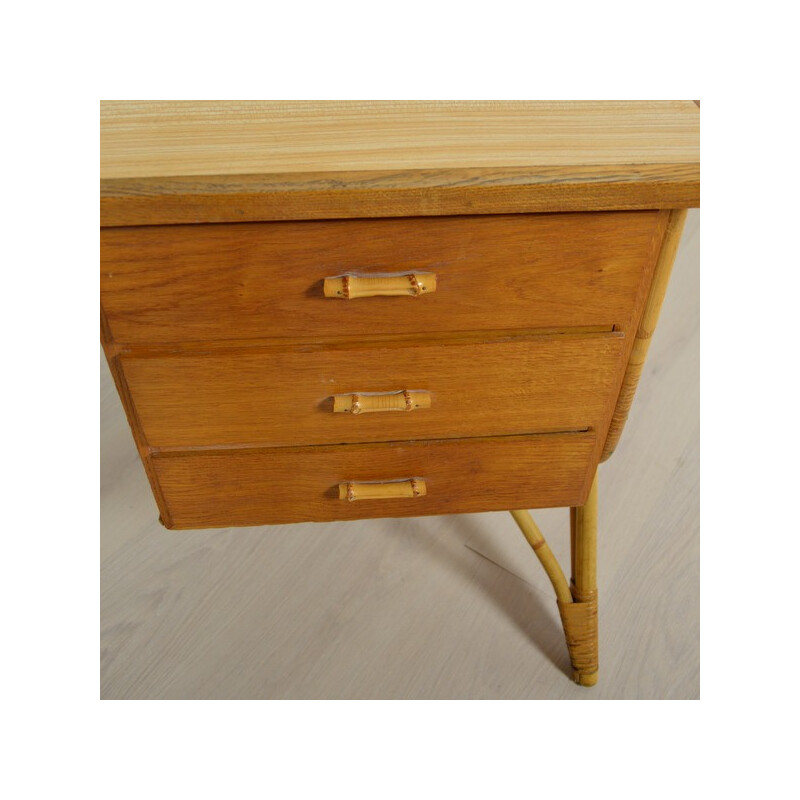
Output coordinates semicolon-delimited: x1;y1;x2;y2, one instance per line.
100;211;699;700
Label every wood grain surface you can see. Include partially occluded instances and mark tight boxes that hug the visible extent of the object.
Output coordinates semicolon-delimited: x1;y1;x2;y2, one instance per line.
120;331;625;449
100;212;699;700
101;211;665;345
100;101;699;224
100;211;700;701
98;101;699;698
101;100;699;177
151;432;597;528
101;164;699;227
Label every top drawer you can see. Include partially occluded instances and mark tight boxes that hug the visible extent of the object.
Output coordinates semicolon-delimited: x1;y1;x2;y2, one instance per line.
101;211;664;345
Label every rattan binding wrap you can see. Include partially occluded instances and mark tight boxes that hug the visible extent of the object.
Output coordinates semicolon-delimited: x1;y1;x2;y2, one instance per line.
557;585;598;686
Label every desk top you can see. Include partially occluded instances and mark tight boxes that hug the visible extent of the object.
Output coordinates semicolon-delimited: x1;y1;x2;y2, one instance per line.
100;100;699;226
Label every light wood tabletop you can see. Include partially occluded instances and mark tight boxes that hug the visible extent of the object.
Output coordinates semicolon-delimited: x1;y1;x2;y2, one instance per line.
100;100;699;225
100;101;699;695
101;100;700;177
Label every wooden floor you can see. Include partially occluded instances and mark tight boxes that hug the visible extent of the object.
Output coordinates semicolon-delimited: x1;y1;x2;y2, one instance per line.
100;211;699;700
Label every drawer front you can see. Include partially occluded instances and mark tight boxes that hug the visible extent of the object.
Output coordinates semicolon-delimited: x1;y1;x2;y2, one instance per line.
152;432;596;528
101;211;664;344
122;332;624;448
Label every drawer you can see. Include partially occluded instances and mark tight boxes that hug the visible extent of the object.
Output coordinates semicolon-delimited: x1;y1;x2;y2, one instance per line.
101;211;665;344
151;431;597;528
122;331;625;448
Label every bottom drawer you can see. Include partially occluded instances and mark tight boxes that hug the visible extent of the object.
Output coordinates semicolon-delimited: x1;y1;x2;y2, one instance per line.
151;432;597;529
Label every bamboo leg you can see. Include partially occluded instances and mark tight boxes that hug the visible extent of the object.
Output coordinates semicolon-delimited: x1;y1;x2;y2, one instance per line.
510;472;599;687
564;473;599;686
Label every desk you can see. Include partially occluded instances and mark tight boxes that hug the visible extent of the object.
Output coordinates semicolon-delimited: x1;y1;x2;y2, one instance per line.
101;101;700;687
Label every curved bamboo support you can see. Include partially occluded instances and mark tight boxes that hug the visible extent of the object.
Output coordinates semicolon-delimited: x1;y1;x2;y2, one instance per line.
510;472;599;687
509;509;571;605
601;209;687;461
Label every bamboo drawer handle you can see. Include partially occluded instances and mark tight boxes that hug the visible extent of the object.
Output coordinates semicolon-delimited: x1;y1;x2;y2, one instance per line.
332;390;432;414
323;272;437;299
338;478;427;502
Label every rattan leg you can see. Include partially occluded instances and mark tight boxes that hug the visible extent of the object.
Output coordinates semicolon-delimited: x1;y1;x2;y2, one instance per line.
561;473;599;686
510;471;599;687
511;475;598;686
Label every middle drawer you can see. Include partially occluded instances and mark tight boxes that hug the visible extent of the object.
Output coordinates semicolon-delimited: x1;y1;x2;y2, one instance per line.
122;331;625;448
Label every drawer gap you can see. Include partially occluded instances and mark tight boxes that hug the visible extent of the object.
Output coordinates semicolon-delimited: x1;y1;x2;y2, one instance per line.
114;325;620;358
149;427;594;457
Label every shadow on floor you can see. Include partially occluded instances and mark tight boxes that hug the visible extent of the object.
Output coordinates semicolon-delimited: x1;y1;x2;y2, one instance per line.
388;513;571;679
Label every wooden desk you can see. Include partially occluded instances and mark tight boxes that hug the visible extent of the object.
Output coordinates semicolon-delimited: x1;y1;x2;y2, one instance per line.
100;100;700;686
